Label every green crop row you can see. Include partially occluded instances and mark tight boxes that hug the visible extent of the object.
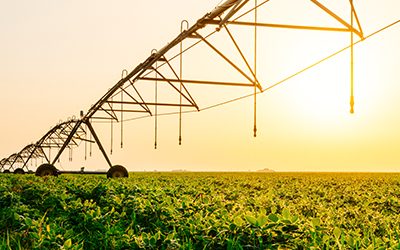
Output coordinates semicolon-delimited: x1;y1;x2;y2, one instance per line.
1;172;400;249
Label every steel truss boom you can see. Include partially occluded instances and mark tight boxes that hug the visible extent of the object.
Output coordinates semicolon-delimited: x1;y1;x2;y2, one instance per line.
84;0;261;121
2;0;370;173
1;119;96;172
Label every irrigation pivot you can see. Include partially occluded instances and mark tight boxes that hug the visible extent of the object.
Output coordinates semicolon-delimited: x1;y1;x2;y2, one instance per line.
4;0;393;177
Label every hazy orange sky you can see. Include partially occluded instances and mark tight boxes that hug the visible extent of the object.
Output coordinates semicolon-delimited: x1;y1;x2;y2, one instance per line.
1;0;400;172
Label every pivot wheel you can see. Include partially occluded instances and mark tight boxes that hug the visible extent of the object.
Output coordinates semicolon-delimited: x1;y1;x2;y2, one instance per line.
14;168;25;174
107;165;128;178
35;164;58;177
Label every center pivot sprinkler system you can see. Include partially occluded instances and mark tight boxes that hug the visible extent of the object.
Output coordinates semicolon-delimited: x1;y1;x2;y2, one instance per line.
1;0;397;177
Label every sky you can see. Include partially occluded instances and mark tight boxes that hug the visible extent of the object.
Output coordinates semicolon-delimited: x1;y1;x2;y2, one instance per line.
1;0;400;172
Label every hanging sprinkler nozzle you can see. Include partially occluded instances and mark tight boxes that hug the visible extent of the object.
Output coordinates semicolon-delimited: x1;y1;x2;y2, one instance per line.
350;96;355;114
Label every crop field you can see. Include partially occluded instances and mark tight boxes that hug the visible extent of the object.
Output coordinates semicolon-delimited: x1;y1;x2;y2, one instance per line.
1;172;400;249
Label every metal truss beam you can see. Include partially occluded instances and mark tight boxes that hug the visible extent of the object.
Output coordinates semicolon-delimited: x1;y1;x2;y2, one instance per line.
138;77;255;87
207;20;351;32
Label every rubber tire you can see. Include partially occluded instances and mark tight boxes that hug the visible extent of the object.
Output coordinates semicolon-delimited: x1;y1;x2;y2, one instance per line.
14;168;25;174
35;164;59;177
107;165;128;178
3;170;10;174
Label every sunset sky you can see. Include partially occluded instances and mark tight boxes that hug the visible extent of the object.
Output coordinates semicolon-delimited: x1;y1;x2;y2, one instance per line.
1;0;399;172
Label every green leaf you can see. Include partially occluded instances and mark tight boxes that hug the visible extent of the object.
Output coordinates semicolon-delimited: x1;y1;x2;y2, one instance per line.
291;215;299;223
245;215;257;226
311;218;320;227
333;227;341;239
346;235;354;248
268;214;279;223
234;217;245;227
64;239;72;248
257;214;268;227
166;233;175;241
322;235;330;243
25;217;33;227
96;206;101;217
282;208;290;220
114;196;121;205
65;229;74;238
29;232;39;240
